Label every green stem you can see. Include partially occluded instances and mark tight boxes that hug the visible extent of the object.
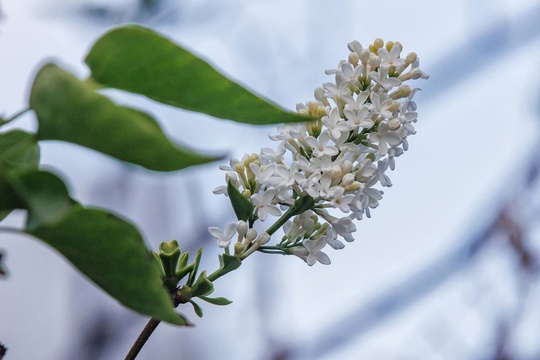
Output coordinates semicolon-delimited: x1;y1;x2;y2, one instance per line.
2;108;30;125
265;207;296;236
207;269;222;282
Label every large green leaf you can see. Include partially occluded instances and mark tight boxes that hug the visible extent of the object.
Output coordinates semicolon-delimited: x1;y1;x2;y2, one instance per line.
0;131;40;221
2;170;72;226
85;25;309;125
0;173;24;212
30;63;218;172
0;131;40;171
27;208;190;326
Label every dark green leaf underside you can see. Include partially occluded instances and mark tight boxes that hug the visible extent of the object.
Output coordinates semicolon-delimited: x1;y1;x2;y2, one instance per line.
30;63;218;172
27;208;188;325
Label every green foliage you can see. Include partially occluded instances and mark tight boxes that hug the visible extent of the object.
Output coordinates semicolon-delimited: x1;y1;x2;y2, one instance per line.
0;251;6;277
227;180;254;221
158;240;181;279
0;131;39;171
199;296;232;306
209;254;242;281
86;25;308;125
1;23;307;326
30;64;218;172
191;271;214;297
189;300;204;318
27;208;189;325
2;170;71;226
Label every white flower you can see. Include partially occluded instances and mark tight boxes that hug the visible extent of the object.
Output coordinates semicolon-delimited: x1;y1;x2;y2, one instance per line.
326;231;345;250
329;216;356;242
369;67;402;91
212;38;428;265
251;189;282;221
329;186;356;212
305;132;339;158
260;144;285;164
387;147;403;170
343;105;373;130
368;122;403;156
249;163;275;188
323;107;351;139
208;222;237;248
376;159;392;187
303;237;331;266
337;62;364;89
378;44;405;69
369;91;394;119
305;172;333;200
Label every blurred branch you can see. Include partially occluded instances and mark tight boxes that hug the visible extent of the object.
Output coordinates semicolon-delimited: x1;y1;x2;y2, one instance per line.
0;343;7;359
421;4;540;104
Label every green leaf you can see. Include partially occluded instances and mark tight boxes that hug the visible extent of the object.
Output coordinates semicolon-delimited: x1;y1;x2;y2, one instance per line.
85;25;310;125
191;271;214;297
199;296;233;306
15;171;71;226
178;251;189;268
158;240;181;278
0;174;24;211
175;252;193;281
189;300;203;318
0;131;40;171
227;180;253;222
0;170;71;226
29;63;219;172
0;211;11;222
290;195;315;216
208;254;242;282
27;208;189;326
187;247;203;286
0;251;7;277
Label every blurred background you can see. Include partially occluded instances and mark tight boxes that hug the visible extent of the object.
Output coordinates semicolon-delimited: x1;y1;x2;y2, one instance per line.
2;0;540;359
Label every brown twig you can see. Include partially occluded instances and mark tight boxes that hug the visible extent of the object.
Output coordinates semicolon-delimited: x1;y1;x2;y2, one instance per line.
124;319;161;360
0;342;7;359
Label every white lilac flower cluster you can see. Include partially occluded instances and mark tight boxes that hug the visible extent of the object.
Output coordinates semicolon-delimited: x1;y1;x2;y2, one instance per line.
210;38;429;266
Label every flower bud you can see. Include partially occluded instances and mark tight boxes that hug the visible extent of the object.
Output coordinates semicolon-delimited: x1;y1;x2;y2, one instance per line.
256;232;270;245
314;87;330;106
385;41;394;51
370;53;381;68
225;172;238;185
406;52;417;65
302;218;316;233
341;173;355;186
390;85;411;100
308;101;319;116
331;166;342;182
358;49;370;64
345;181;362;192
236;221;248;237
374;38;384;50
341;160;353;174
234;242;245;255
388;118;401;131
348;52;359;67
246;228;258;242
